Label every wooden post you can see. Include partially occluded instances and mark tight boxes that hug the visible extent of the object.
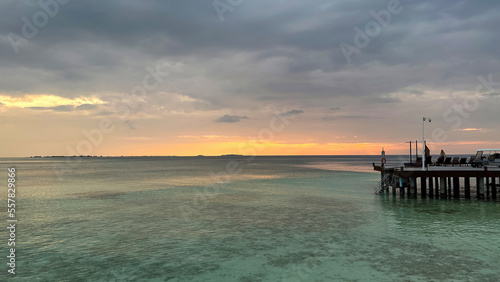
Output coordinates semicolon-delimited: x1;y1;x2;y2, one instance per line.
476;177;480;199
413;178;418;198
409;178;416;198
453;177;460;199
400;178;404;196
464;177;471;199
435;177;439;198
440;177;447;199
477;177;485;199
400;178;405;197
407;178;411;197
486;177;490;200
421;177;427;198
428;177;434;198
392;177;396;195
446;177;451;199
492;177;497;199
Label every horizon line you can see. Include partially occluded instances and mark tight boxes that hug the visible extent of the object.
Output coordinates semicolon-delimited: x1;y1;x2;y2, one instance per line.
2;153;478;158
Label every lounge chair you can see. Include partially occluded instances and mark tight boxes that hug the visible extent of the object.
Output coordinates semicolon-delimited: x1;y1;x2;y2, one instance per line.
459;158;467;166
468;157;475;165
452;157;460;166
435;157;444;166
443;157;452;166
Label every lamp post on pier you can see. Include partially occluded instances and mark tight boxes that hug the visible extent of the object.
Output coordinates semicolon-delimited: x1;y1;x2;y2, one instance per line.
422;117;431;171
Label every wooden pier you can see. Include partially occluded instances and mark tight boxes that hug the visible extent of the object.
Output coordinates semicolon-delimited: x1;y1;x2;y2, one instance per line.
373;164;500;200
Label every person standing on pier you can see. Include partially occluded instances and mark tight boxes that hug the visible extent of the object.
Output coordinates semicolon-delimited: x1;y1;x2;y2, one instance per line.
436;150;446;166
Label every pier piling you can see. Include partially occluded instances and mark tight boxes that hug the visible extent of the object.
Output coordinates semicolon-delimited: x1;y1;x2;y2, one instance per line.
434;177;439;198
440;177;446;199
464;177;471;199
492;177;497;199
477;177;485;199
446;177;451;199
421;177;427;198
428;177;434;198
453;177;460;199
373;164;500;201
409;178;416;198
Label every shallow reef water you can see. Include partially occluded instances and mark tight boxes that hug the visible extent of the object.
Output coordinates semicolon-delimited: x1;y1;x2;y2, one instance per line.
0;156;498;281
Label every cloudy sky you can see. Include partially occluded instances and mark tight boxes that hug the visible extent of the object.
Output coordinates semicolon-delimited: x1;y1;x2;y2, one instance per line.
1;0;499;157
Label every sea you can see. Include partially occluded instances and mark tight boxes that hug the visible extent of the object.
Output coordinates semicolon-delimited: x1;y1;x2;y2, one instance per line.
0;155;499;281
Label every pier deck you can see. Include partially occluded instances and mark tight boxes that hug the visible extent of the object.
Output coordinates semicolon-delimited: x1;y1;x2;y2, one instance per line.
373;164;500;200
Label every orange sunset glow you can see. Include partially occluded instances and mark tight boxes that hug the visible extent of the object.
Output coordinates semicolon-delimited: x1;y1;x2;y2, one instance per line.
1;1;499;157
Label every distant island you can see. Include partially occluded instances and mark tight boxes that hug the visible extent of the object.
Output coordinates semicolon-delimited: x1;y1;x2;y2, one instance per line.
29;155;161;158
30;155;105;158
28;155;249;158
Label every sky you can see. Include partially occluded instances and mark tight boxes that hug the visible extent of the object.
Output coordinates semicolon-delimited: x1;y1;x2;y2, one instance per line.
1;0;499;157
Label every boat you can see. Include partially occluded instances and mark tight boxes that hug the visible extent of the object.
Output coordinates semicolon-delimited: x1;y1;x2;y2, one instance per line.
471;149;500;168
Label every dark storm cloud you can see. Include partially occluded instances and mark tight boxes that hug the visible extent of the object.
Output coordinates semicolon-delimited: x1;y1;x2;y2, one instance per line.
28;105;74;112
76;104;98;110
1;0;500;112
365;96;401;103
280;109;304;117
215;114;249;123
323;115;373;121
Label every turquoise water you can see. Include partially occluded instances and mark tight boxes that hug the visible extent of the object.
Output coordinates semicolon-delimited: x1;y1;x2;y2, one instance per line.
1;156;499;281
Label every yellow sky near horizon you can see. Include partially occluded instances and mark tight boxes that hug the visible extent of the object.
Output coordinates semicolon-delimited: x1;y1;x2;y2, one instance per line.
1;94;498;157
133;142;499;156
20;138;492;158
0;94;105;108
